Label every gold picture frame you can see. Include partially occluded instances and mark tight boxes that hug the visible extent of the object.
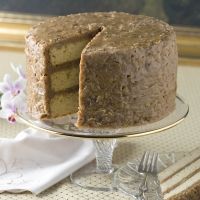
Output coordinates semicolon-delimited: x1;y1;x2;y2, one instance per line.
0;12;199;66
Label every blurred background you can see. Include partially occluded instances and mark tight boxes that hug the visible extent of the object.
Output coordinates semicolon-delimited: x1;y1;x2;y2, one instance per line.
0;0;199;26
0;0;199;79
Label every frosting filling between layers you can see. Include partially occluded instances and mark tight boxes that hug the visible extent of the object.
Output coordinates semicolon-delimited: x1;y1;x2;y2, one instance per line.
161;159;200;194
164;173;200;199
158;148;200;200
159;148;200;183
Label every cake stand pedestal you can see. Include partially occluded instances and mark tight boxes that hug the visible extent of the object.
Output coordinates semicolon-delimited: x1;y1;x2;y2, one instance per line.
17;96;189;192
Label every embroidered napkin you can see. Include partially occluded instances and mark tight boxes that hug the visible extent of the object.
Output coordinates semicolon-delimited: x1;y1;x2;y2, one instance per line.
0;128;94;194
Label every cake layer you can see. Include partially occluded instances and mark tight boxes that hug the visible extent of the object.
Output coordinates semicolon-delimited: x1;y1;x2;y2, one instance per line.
49;38;90;66
164;173;200;200
158;147;200;200
161;158;200;194
158;147;200;183
51;64;79;92
50;92;78;117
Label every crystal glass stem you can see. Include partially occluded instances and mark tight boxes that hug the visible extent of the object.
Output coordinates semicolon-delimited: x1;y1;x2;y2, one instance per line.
94;139;116;174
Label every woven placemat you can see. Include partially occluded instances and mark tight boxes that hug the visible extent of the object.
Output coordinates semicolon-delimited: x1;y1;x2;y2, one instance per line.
0;65;200;200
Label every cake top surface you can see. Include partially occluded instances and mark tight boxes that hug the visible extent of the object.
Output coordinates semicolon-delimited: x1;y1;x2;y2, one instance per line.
26;12;174;53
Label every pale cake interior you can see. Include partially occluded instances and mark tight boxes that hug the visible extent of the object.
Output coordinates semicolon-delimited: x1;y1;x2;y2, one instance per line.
50;64;79;92
48;38;91;117
161;159;200;194
158;148;200;200
49;39;90;66
50;92;78;117
165;173;200;199
159;148;200;183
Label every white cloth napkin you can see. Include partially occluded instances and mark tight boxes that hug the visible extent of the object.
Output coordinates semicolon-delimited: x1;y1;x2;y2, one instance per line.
0;128;94;194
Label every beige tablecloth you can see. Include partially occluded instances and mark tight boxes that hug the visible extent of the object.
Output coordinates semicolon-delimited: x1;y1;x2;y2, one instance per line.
0;65;200;200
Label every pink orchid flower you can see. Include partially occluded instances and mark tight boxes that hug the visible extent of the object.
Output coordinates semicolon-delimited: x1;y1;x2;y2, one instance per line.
0;74;26;96
0;63;26;123
0;91;26;123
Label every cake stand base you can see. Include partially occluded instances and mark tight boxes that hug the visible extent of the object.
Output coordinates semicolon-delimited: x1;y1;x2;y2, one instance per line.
70;161;118;191
16;96;189;193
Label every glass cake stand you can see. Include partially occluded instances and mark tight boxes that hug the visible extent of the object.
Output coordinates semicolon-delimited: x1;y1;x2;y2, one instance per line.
16;96;189;192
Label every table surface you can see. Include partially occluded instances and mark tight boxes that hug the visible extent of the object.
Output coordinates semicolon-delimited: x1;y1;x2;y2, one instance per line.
0;51;200;199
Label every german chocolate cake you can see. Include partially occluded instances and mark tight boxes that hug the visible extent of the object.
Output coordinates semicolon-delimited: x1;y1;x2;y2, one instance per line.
25;12;178;128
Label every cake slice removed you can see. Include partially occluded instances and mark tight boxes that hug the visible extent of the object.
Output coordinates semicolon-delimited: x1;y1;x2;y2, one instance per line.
158;147;200;200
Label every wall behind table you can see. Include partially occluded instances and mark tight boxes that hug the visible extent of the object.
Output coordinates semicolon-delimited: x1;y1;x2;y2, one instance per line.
0;51;25;80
